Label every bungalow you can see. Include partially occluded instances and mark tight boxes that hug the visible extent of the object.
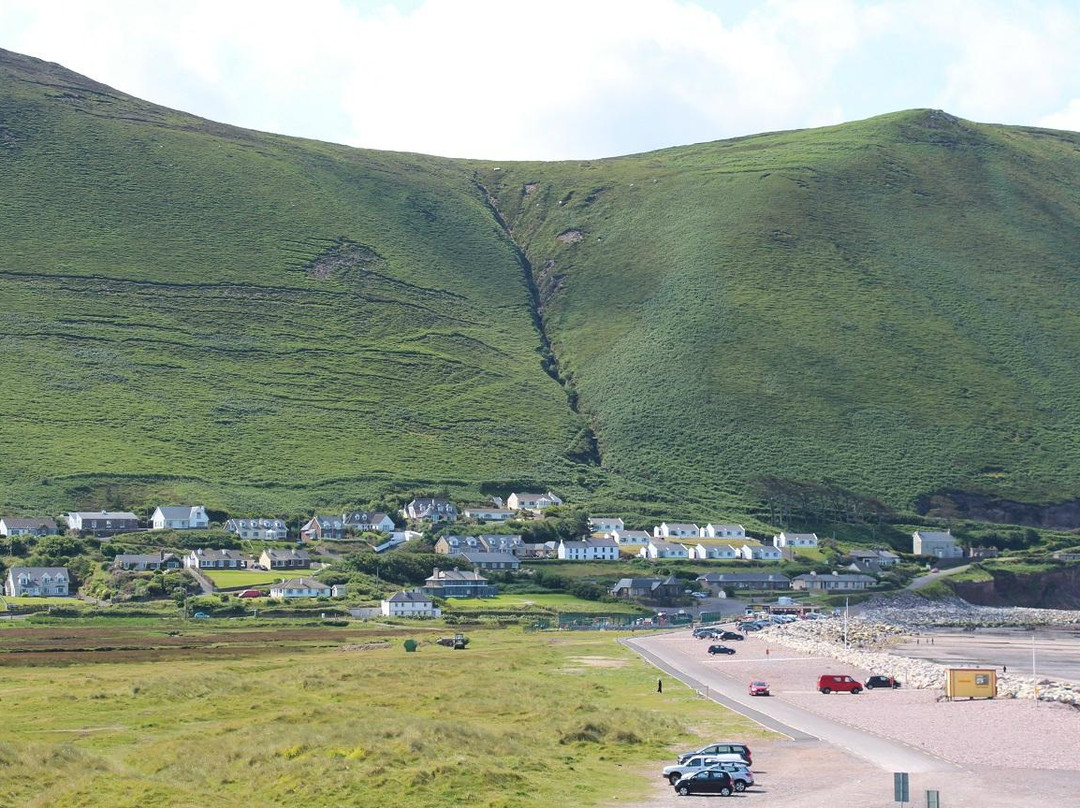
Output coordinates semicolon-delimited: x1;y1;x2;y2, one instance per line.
697;572;791;591
224;518;288;541
434;535;482;555
640;540;691;560
521;542;552;558
420;567;497;598
112;551;180;571
381;590;441;618
847;548;901;567
588;516;624;534
792;571;877;592
343;511;396;533
700;524;746;539
66;510;140;537
300;515;346;542
912;529;963;558
740;544;783;561
403;498;458;523
184;548;248;569
269;577;332;600
611;529;652;546
654;522;700;539
967;546;1000;560
506;491;562;511
457;551;521;571
5;566;70;597
689;543;740;560
610;575;682;601
477;534;525;555
462;506;515;523
772;532;819;548
0;517;57;537
151;505;209;531
259;548;311;570
557;537;619;561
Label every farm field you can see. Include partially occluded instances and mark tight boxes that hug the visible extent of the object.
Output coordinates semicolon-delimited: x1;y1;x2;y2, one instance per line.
0;623;770;806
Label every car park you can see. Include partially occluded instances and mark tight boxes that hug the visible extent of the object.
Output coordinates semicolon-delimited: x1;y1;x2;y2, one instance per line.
817;674;862;694
708;644;736;655
678;743;751;766
672;768;734;796
748;680;770;696
865;675;901;689
699;761;754;792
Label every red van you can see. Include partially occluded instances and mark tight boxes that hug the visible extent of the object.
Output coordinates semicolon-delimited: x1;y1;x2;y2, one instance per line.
817;674;862;694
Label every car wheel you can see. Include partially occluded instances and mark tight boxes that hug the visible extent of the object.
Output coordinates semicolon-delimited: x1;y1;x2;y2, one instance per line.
670;773;682;785
852;687;862;695
821;687;831;694
677;785;690;796
719;787;732;796
865;683;874;689
734;780;747;792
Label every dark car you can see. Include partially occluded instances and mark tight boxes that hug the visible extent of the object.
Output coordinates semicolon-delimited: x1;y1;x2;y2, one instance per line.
693;627;719;639
673;768;734;797
716;630;744;641
708;644;736;655
866;675;902;689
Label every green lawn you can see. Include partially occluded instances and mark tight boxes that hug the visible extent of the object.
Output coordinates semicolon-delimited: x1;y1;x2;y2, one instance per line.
445;593;646;614
201;569;284;589
0;625;772;806
1;596;85;607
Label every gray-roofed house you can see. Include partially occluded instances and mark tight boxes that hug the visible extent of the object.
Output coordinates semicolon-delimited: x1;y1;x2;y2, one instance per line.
225;518;288;541
588;516;624;534
609;576;682;602
343;511;396;533
420;567;497;598
457;551;520;570
477;534;525;555
740;543;783;561
611;529;652;546
381;590;441;618
403;498;458;523
184;548;248;569
259;548;311;570
506;491;563;511
0;517;57;537
434;535;481;555
700;523;746;539
67;510;141;537
301;515;346;542
557;537;619;561
151;505;209;531
5;566;70;597
112;551;180;571
654;522;700;539
912;529;963;558
640;539;690;560
269;577;332;599
772;532;819;548
689;543;740;560
791;571;877;592
696;572;791;592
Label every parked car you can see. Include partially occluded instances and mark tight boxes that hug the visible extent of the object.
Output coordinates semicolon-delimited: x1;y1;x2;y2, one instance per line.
748;680;770;696
715;630;744;641
690;591;709;599
663;755;726;785
708;644;736;655
865;675;902;689
192;612;210;619
817;674;862;694
672;768;734;796
678;743;751;766
698;761;754;792
693;627;718;639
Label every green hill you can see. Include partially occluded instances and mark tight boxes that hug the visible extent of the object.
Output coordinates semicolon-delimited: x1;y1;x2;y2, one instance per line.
5;48;1080;524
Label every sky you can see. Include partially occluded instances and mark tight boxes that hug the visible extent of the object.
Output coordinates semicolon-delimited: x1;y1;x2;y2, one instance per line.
3;0;1080;160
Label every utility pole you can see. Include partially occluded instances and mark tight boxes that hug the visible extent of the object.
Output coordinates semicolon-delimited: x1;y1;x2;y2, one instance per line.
844;596;850;648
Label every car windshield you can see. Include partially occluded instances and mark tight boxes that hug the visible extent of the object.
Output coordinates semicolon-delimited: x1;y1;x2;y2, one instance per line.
752;681;767;686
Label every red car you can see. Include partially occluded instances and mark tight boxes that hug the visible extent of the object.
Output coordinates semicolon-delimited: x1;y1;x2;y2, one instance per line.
748;680;770;696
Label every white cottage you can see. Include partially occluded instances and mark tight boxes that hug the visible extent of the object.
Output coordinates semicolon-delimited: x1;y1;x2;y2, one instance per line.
381;590;441;618
151;505;209;531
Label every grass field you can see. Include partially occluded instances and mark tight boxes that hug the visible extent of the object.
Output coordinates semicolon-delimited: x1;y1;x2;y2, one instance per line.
0;622;770;806
445;593;646;614
201;569;285;589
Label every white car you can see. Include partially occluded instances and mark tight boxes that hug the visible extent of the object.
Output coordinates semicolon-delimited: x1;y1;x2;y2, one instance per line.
663;753;748;785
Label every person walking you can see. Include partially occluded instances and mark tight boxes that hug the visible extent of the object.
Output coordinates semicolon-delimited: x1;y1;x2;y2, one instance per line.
657;677;663;694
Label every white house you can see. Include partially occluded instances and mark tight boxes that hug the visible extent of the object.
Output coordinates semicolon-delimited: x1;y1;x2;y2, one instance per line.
588;516;624;534
557;537;619;561
5;566;70;597
611;529;652;546
403;498;458;523
151;505;209;531
381;590;441;618
66;510;140;537
0;517;57;537
184;548;248;569
740;544;783;561
343;511;396;533
463;506;515;522
772;532;819;548
690;543;740;560
700;524;746;539
654;522;700;539
224;518;288;541
913;530;963;558
506;491;563;511
640;540;691;560
269;577;332;599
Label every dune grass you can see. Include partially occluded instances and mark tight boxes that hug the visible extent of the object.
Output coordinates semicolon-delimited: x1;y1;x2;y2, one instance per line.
0;624;770;807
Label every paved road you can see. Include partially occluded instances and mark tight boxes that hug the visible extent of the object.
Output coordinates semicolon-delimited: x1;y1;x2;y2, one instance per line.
906;564;971;591
623;633;961;774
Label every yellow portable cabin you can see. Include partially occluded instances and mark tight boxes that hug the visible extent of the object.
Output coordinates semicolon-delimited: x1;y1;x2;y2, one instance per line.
945;668;997;700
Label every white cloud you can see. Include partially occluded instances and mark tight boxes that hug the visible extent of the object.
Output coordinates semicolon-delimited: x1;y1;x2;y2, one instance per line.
3;0;1080;158
1037;99;1080;132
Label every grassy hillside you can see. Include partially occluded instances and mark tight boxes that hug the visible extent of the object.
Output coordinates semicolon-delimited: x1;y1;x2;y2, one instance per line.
482;110;1080;512
0;49;588;514
6;46;1080;523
